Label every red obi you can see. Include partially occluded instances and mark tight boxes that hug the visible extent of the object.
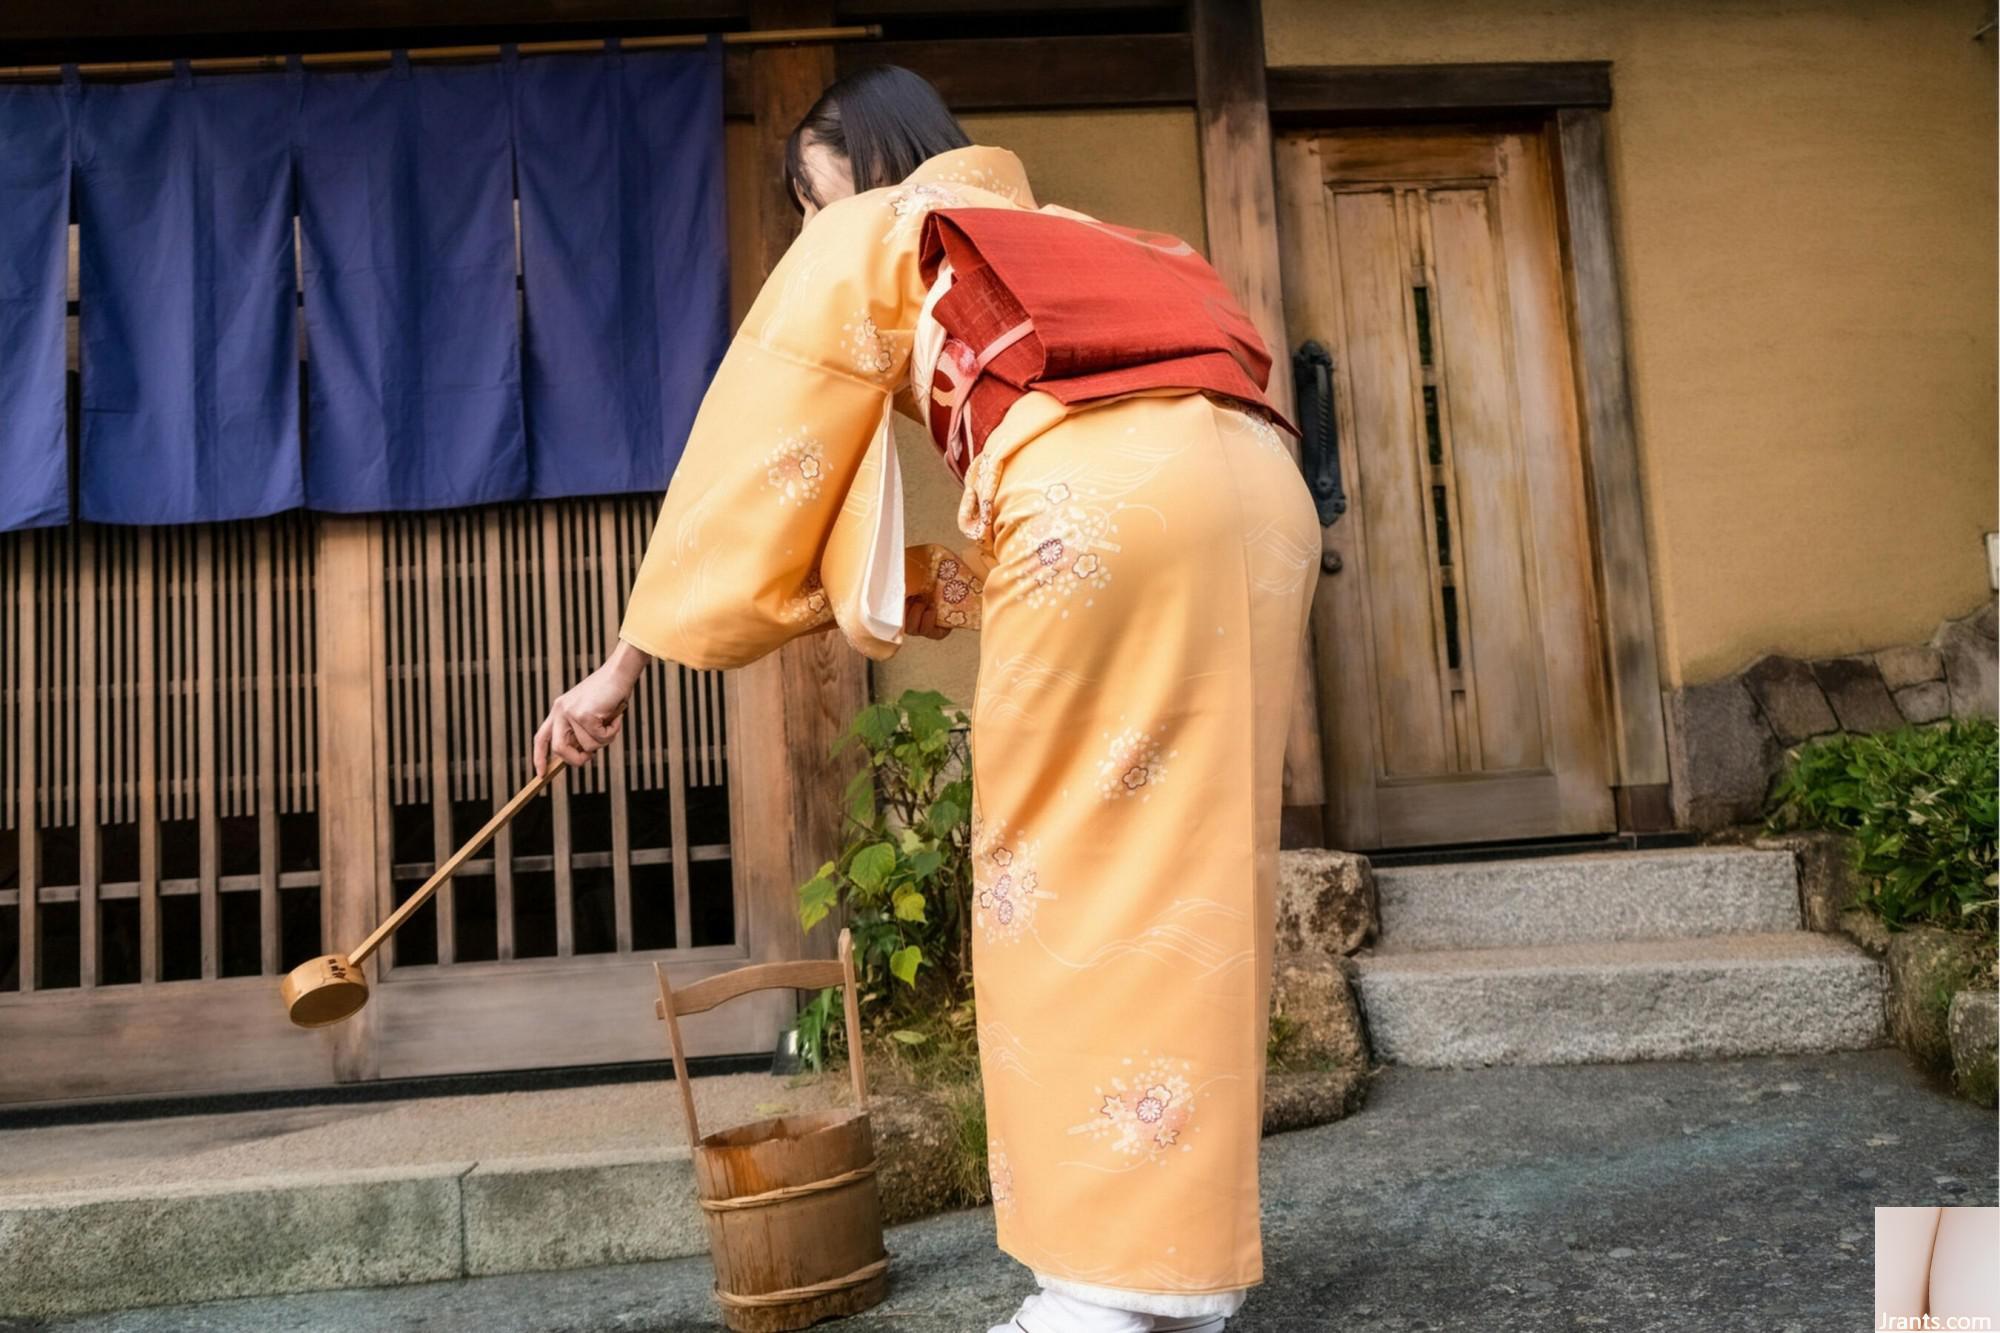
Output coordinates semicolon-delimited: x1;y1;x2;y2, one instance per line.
915;207;1300;481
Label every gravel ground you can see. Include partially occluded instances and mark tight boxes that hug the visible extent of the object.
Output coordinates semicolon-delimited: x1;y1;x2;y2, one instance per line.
8;1049;1994;1333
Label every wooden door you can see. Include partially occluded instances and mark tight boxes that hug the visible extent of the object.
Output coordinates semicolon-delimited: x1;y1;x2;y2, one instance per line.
1276;125;1616;850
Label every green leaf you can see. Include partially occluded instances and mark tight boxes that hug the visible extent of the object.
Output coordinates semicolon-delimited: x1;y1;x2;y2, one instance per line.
906;847;945;880
906;696;948;748
843;768;879;828
923;797;964;839
796;873;839;931
898;688;953;715
849;842;897;892
848;703;900;753
889;945;923;986
892;887;928;923
889;1028;929;1045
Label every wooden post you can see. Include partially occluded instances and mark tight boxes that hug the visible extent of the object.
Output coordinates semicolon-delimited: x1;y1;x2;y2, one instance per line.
78;534;98;987
255;524;280;974
741;0;867;967
16;536;37;993
1551;108;1672;824
137;533;158;983
317;516;383;1081
195;527;219;978
1190;0;1328;834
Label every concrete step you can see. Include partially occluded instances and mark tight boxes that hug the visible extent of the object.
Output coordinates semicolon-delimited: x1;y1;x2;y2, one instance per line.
1351;930;1888;1069
1372;846;1802;954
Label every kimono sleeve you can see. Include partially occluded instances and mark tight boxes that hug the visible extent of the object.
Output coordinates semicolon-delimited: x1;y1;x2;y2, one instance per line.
617;189;931;670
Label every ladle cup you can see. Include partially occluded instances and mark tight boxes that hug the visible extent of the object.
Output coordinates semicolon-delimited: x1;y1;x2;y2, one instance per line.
281;760;566;1028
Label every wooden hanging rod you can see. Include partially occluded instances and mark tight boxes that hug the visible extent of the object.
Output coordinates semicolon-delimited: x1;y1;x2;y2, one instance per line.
0;25;880;81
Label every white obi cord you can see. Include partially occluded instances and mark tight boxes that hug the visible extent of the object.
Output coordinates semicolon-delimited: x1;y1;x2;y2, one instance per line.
853;263;958;644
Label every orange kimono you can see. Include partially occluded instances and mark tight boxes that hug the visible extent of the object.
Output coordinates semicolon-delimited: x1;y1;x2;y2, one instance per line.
618;146;1319;1317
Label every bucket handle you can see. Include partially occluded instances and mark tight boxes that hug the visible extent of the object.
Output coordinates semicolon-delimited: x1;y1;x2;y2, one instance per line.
652;927;867;1145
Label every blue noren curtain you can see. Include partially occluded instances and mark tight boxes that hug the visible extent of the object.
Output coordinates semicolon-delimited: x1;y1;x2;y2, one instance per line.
511;40;729;498
0;83;71;532
297;52;525;512
73;61;302;525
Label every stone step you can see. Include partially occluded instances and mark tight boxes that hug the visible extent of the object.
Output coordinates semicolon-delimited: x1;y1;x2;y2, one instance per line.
1371;847;1802;954
1351;930;1887;1069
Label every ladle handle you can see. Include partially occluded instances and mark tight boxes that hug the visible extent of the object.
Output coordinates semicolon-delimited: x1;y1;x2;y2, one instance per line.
348;760;566;967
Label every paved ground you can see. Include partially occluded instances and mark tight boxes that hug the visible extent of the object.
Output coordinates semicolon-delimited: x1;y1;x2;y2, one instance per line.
7;1049;1993;1332
0;1071;843;1195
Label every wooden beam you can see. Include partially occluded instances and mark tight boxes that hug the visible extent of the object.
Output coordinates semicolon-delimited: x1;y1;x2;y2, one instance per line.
1190;0;1326;819
835;34;1194;111
1550;109;1670;798
0;2;746;45
841;0;1168;14
1268;62;1613;121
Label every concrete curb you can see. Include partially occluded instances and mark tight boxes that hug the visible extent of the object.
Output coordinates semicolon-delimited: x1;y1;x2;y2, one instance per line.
0;1150;708;1320
1;1163;473;1319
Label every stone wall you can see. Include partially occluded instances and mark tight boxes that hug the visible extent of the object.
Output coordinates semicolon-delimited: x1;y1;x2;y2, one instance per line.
1665;601;1997;831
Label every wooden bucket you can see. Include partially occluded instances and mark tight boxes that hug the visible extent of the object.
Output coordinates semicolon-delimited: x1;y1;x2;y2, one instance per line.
654;928;888;1331
695;1105;889;1329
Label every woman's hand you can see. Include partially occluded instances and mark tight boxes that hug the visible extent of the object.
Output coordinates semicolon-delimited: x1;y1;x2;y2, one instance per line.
904;592;953;641
534;639;652;774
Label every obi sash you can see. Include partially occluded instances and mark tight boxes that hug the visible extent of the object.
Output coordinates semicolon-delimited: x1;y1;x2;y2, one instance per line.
822;204;1293;662
911;206;1300;481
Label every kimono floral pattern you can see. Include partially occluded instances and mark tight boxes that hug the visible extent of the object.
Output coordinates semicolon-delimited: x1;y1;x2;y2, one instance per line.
988;1137;1017;1217
958;449;1001;546
1015;480;1117;615
882;182;965;244
764;428;826;506
924;160;1027;204
921;548;984;629
780;569;832;627
1096;724;1176;802
842;310;899;379
1069;1055;1199;1162
973;816;1051;944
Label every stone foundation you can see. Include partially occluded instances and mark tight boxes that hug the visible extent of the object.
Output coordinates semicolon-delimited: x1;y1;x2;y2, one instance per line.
1664;601;1996;831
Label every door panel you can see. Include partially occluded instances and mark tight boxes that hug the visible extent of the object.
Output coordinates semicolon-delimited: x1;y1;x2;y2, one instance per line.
1277;125;1615;850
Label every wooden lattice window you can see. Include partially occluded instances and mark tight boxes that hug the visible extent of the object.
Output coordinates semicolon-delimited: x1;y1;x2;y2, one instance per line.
373;498;737;974
0;517;322;992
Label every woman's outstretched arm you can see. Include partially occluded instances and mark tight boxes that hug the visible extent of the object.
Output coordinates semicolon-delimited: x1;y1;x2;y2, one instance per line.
532;184;939;771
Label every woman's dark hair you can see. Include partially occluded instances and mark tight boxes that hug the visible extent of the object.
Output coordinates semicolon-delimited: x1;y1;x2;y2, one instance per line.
784;64;972;213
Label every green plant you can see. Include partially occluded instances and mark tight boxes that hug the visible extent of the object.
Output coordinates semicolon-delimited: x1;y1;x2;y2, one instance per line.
1766;719;1998;934
792;690;978;1075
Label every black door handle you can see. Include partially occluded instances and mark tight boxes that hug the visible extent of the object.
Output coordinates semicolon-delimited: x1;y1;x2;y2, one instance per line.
1291;340;1348;529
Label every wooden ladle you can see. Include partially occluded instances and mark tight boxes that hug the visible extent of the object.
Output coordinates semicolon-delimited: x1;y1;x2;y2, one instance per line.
281;760;567;1028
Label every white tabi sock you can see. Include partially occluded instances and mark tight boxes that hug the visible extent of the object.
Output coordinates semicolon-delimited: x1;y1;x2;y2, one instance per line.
989;1287;1153;1333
